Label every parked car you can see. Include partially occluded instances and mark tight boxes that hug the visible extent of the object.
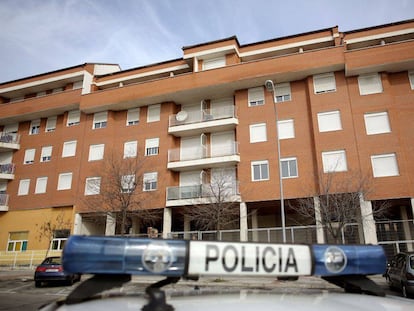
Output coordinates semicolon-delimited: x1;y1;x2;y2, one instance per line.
34;256;81;288
384;252;414;298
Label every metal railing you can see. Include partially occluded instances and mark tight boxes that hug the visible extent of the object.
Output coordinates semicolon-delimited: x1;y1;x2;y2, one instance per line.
166;182;239;201
0;132;20;144
0;250;62;269
169;106;236;127
0;193;9;206
168;141;239;162
0;163;15;174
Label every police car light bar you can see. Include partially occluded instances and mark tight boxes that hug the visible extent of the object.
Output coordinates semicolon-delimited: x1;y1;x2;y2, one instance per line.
62;235;387;278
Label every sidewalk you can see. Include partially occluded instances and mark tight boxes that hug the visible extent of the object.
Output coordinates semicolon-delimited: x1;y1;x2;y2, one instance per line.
0;268;34;281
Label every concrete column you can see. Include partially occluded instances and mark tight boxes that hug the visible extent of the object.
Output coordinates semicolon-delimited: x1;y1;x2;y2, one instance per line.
105;213;116;236
251;209;259;242
313;197;325;244
162;208;172;239
400;206;413;251
131;217;140;235
184;214;191;240
239;202;248;242
73;213;82;235
359;194;378;244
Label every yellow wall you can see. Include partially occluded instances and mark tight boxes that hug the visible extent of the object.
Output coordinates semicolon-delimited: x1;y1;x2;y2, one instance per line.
0;206;73;251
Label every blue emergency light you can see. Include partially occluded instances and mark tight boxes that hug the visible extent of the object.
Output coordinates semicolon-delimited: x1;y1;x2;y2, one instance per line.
62;235;387;278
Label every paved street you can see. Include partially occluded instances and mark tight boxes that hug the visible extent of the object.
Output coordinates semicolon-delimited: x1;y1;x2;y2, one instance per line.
0;269;406;310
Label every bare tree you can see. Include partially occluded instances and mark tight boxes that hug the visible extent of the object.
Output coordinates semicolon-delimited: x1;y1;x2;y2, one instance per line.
82;150;161;236
185;169;241;238
36;210;72;257
293;171;388;243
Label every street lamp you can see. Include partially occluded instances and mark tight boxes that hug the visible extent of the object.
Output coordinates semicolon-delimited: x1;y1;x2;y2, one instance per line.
265;80;286;243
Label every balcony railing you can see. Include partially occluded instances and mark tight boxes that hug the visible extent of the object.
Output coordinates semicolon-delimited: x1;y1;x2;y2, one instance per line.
169;106;236;127
0;132;20;144
0;193;9;206
0;163;15;174
166;182;239;201
168;141;239;162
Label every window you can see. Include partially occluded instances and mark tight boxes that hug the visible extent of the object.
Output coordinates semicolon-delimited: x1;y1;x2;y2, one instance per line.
85;177;101;195
35;177;47;194
371;153;399;177
248;87;264;106
278;119;295;139
313;73;336;94
67;110;80;126
23;149;35;164
40;146;52;162
52;87;64;93
18;179;30;195
88;144;105;161
62;140;77;157
275;83;291;102
143;172;157;191
51;229;70;250
249;123;267;143
251;160;269;181
57;172;72;190
409;71;414;90
322;150;347;173
317;111;342;132
124;141;137;158
202;56;226;70
73;81;83;89
121;174;136;193
147;104;161;122
145;138;159;156
358;73;383;95
7;232;28;252
127;108;140;125
29;119;40;135
93;111;107;129
281;157;298;178
45;116;57;132
364;112;391;135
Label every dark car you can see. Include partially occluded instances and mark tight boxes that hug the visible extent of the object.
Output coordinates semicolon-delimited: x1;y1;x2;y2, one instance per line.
34;256;81;288
384;252;414;298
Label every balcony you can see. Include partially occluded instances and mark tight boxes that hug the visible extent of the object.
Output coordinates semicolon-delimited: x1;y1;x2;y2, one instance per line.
167;142;240;171
166;182;240;207
168;106;238;137
0;133;20;151
0;163;15;180
0;193;9;211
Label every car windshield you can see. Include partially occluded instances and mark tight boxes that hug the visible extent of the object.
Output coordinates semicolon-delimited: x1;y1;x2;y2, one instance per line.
43;257;61;265
410;255;414;269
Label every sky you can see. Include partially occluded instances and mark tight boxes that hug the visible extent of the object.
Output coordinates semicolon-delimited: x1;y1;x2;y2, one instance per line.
0;0;413;83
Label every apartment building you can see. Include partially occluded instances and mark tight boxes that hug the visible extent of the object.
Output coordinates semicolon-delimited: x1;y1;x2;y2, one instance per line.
1;20;413;254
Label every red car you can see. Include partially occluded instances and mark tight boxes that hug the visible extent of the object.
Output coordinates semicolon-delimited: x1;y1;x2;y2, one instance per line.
34;256;81;287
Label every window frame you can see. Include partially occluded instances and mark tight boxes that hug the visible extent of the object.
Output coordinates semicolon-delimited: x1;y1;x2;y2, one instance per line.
251;160;270;181
45;116;57;132
23;148;35;164
143;172;157;191
84;176;101;195
127;108;140;126
57;172;73;190
62;140;77;157
248;87;265;107
409;71;414;90
364;111;391;135
88;144;105;161
7;232;28;252
40;146;52;162
35;176;48;194
93;111;108;129
124;141;138;158
249;123;267;143
371;153;399;178
29;119;41;135
317;110;342;132
145;138;159;156
67;110;80;127
18;179;30;196
358;73;383;95
280;157;298;179
147;104;161;123
313;72;336;94
277;119;295;140
321;150;348;173
202;56;226;70
275;82;291;103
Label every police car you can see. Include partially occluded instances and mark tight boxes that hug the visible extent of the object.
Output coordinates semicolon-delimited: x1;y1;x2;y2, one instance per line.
39;236;413;310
